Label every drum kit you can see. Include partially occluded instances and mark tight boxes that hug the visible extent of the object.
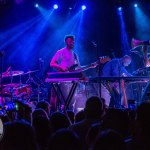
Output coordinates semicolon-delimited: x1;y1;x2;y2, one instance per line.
0;70;40;105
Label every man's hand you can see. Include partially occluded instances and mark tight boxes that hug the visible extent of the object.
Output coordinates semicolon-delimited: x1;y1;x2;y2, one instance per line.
90;62;98;68
60;66;68;72
81;75;89;81
122;73;127;77
142;45;148;53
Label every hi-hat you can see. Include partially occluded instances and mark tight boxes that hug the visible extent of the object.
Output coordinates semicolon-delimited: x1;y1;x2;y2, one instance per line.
2;71;24;77
2;83;19;87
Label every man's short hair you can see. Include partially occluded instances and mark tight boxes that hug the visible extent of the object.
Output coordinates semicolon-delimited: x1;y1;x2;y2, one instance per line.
64;35;75;42
85;96;103;119
122;55;131;60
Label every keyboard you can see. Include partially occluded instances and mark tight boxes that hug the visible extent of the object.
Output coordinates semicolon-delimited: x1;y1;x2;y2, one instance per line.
45;72;83;82
89;76;150;82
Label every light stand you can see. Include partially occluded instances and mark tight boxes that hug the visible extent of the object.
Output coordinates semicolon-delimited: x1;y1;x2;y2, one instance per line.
92;40;102;98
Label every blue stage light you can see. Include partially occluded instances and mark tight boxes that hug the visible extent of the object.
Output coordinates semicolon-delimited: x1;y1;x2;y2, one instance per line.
53;4;58;9
134;4;138;8
118;7;122;11
81;5;86;10
35;3;39;8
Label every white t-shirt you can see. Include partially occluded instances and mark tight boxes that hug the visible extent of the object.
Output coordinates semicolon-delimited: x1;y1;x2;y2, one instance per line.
51;47;80;70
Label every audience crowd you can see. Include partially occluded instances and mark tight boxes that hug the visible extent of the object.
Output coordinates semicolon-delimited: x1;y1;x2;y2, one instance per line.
0;96;150;150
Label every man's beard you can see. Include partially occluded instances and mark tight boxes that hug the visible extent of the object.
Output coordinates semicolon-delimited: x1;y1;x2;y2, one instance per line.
68;45;74;49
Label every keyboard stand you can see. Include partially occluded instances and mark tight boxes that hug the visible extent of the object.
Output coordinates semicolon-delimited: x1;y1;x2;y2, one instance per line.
50;81;78;111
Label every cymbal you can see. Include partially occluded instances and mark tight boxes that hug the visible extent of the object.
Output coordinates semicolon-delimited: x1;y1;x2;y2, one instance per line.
2;83;20;87
2;71;24;77
24;70;39;75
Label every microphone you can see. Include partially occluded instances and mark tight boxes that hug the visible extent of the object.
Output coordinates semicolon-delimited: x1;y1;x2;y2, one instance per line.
38;58;44;70
91;40;97;47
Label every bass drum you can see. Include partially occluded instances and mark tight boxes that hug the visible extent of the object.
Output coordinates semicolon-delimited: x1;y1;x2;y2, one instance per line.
125;81;147;105
13;84;32;100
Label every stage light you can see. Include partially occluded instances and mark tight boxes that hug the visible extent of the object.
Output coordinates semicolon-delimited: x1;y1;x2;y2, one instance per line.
35;3;39;8
53;4;58;9
81;5;86;10
134;4;138;8
118;7;122;11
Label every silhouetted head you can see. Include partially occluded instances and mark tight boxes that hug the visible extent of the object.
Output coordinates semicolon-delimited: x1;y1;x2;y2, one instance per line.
84;96;103;120
36;100;50;116
32;108;49;120
75;110;85;123
50;112;70;133
1;120;37;150
92;129;126;150
48;129;82;150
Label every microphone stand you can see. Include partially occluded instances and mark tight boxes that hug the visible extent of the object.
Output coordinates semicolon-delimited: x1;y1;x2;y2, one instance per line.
93;41;102;98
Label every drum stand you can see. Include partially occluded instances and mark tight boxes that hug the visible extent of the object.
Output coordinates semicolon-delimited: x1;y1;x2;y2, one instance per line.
9;69;14;102
26;72;40;102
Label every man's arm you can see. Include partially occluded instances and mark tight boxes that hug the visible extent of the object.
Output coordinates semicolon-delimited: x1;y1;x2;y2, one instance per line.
50;59;62;71
50;52;68;72
121;67;133;77
101;61;112;77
